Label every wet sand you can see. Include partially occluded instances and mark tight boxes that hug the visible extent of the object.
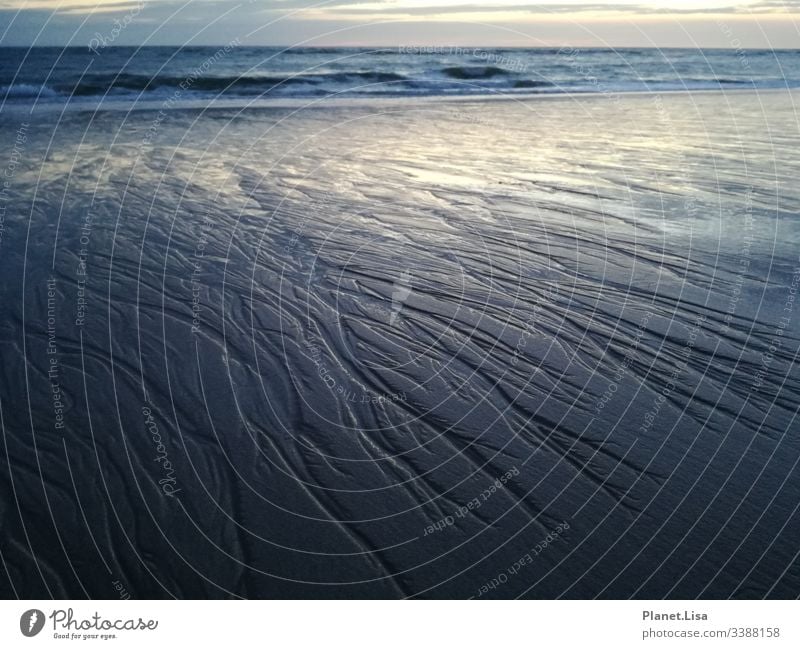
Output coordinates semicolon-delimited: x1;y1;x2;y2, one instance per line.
1;89;799;598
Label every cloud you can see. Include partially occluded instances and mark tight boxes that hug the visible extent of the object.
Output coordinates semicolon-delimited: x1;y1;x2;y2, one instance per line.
747;0;800;10
318;3;751;17
0;0;134;8
294;0;800;17
1;0;798;46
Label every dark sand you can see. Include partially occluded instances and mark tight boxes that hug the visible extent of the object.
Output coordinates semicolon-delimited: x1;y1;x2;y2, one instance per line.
1;89;799;598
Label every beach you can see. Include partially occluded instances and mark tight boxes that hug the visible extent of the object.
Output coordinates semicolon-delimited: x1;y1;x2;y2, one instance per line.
1;82;799;598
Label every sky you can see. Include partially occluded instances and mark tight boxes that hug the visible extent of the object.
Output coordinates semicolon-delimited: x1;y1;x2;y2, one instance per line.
0;0;798;48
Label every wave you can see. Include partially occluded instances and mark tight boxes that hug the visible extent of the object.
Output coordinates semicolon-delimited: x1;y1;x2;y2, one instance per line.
440;66;512;80
513;80;554;89
60;70;410;97
1;83;61;98
713;78;756;85
3;72;796;106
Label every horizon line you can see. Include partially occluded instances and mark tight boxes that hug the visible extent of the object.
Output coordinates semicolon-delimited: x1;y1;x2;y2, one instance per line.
2;44;800;51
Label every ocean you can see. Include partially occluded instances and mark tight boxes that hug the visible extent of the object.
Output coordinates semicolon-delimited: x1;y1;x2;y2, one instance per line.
0;46;799;599
2;46;800;107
